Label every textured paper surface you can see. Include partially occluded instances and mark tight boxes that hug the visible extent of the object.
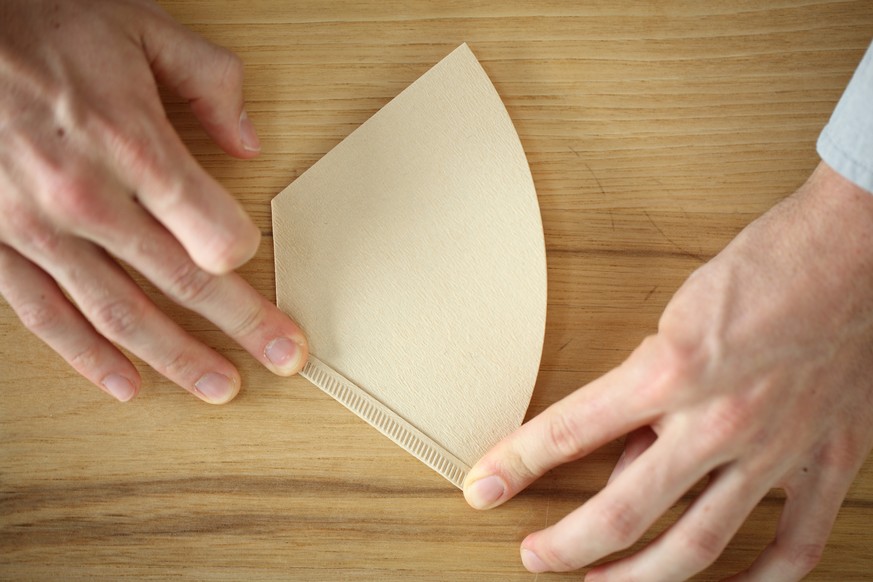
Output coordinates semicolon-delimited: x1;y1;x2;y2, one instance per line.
271;44;546;487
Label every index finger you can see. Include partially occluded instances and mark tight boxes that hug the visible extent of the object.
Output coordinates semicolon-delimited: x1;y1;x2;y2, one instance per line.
105;105;261;275
463;335;673;509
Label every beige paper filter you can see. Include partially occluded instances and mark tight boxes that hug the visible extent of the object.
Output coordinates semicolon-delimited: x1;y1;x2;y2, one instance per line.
271;44;546;488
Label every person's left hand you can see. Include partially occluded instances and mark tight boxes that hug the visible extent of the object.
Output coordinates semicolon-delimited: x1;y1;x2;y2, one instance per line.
0;0;308;404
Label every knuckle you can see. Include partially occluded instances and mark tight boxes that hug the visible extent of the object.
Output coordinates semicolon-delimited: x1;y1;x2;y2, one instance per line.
502;447;541;484
594;499;642;549
3;203;63;256
68;342;102;374
226;300;266;338
44;172;111;228
27;225;64;256
631;334;702;406
687;399;750;461
817;436;864;472
17;301;62;335
537;543;580;572
187;47;244;127
160;349;200;382
691;377;778;461
215;48;244;90
165;260;215;305
117;133;158;182
678;526;725;571
100;120;164;187
794;543;826;573
781;542;825;575
91;297;145;339
206;224;260;273
0;201;32;242
546;409;586;464
709;397;751;438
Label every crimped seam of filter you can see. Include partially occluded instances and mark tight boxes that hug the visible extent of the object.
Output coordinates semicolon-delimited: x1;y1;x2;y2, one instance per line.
301;355;471;489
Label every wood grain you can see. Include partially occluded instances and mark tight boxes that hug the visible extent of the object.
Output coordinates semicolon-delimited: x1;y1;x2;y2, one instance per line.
2;1;872;580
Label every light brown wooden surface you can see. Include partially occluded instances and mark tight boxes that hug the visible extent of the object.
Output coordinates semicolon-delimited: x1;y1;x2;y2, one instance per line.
2;1;872;580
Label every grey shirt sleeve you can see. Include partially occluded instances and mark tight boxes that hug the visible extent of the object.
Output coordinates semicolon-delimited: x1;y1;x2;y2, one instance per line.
817;41;873;193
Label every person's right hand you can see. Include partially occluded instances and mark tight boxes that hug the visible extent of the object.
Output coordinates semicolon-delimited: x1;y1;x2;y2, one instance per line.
0;0;308;403
463;162;873;580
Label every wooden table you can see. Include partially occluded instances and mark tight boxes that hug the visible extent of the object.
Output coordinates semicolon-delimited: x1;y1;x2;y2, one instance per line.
3;1;873;580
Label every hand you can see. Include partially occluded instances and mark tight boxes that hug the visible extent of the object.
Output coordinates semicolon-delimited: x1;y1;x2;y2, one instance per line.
463;162;873;581
0;0;307;403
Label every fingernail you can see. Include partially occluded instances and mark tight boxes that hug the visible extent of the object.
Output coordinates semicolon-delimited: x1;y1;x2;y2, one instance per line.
265;337;304;374
521;548;548;573
194;372;237;404
464;475;506;509
239;109;260;152
102;374;136;402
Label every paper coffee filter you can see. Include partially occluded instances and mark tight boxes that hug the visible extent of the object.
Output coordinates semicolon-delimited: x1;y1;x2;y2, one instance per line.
271;44;547;488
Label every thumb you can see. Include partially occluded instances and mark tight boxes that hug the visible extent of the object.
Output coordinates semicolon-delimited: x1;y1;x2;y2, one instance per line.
140;11;260;158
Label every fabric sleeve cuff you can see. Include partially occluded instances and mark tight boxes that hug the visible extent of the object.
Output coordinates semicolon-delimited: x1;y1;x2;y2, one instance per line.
818;126;873;194
816;40;873;195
